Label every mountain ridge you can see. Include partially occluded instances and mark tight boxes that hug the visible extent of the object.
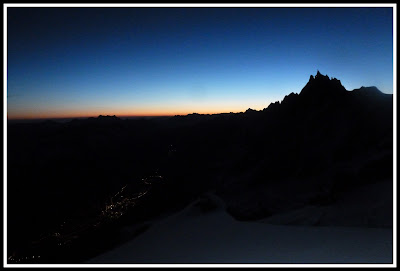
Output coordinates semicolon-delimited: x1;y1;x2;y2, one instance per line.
7;71;393;263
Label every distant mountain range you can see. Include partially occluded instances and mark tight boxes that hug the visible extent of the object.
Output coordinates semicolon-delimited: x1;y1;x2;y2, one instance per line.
7;72;393;263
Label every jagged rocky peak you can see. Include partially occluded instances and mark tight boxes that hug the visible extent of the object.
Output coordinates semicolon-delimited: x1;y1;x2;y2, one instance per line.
316;70;327;79
300;71;347;98
313;70;340;83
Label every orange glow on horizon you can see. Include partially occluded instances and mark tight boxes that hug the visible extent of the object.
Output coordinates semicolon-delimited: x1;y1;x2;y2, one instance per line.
7;108;253;120
7;97;273;120
7;99;273;120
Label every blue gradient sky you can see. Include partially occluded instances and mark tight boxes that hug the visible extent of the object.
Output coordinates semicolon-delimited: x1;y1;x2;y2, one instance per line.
7;7;393;119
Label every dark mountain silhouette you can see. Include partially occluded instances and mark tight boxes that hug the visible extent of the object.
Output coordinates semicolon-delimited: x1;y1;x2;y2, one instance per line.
301;71;347;96
7;72;393;263
353;86;387;96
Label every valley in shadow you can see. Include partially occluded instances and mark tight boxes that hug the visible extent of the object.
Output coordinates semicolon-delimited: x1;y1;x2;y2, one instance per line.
6;71;393;264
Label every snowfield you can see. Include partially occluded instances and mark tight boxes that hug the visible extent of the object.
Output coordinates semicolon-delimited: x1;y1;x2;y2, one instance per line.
87;191;393;265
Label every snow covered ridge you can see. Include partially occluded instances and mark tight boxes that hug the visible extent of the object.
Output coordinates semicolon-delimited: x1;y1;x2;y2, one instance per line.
87;191;392;264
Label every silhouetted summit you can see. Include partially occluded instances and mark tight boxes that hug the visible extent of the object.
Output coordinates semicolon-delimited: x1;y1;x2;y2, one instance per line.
300;70;347;100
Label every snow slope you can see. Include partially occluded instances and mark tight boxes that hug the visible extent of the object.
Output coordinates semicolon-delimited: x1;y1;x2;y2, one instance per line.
87;192;392;264
259;180;393;228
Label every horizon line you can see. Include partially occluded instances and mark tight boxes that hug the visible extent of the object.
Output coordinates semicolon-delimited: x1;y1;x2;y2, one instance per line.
7;110;252;121
7;84;394;122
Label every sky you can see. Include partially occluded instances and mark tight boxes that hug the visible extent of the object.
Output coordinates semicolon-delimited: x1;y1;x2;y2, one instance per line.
6;6;394;119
